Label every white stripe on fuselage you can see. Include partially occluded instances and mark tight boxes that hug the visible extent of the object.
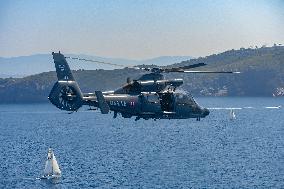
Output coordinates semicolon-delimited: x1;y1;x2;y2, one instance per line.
140;79;183;84
58;80;76;84
105;95;129;98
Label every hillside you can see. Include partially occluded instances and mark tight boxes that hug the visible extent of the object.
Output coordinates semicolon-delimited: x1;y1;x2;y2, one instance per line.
0;46;283;103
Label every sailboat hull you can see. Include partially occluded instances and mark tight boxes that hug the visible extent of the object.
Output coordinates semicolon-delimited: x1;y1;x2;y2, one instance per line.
41;175;61;180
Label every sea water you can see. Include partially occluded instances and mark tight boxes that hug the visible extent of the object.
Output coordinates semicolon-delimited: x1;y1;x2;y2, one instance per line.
0;97;283;188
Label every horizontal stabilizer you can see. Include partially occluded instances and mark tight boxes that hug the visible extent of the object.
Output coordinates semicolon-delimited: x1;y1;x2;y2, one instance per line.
95;91;110;114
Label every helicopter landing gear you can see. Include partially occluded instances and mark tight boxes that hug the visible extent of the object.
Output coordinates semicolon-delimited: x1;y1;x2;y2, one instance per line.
113;111;118;119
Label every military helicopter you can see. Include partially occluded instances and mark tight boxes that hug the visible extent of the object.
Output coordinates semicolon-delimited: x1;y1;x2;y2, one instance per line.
48;52;240;121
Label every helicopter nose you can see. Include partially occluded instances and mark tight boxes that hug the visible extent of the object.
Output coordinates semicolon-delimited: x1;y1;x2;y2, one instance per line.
202;108;210;117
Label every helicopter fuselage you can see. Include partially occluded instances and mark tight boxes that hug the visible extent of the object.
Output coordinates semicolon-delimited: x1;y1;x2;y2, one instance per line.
82;91;209;120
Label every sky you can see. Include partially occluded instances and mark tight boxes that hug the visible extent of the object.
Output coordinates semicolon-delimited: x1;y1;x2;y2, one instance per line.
0;0;284;59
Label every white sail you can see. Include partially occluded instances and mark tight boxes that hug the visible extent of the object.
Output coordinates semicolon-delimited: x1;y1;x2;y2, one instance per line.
44;159;53;175
52;155;61;176
230;109;236;120
43;148;53;176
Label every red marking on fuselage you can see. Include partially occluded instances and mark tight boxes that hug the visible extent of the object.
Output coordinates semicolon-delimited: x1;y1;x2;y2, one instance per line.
130;101;135;106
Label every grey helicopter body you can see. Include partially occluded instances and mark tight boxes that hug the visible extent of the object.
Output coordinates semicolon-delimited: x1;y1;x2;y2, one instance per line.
49;52;238;121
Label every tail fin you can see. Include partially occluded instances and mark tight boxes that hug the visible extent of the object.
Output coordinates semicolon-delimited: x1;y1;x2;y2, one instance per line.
48;52;83;111
52;52;75;81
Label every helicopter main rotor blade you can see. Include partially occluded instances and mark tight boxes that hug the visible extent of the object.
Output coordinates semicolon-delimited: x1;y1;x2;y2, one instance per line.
177;62;207;69
65;56;129;68
159;63;240;73
64;56;240;74
162;63;207;72
182;70;241;73
138;63;208;73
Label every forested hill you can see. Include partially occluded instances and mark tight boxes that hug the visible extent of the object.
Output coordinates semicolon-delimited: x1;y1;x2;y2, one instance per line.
0;46;284;103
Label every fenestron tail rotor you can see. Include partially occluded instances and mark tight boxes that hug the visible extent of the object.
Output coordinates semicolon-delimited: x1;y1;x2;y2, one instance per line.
58;86;77;109
49;81;83;111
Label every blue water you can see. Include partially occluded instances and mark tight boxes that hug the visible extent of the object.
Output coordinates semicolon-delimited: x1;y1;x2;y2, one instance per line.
0;98;283;188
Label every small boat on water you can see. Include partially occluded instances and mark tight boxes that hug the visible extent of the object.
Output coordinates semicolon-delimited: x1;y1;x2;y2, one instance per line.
41;148;61;179
230;109;236;120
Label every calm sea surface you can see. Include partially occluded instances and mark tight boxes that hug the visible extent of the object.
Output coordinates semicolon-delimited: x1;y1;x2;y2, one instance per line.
0;97;283;189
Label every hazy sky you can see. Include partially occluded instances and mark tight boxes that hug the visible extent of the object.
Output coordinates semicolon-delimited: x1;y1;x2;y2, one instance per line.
0;0;284;59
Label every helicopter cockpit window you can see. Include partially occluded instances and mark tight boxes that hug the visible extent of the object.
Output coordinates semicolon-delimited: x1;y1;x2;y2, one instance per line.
175;93;196;105
146;94;160;103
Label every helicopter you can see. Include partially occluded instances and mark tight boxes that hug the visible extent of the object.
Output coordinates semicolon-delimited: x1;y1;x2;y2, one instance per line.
48;52;240;121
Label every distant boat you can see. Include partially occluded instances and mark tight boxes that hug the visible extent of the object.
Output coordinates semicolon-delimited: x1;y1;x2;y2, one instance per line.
41;148;61;179
230;109;236;120
265;106;281;109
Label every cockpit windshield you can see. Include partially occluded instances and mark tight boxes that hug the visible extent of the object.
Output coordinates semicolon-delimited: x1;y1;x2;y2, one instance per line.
175;93;196;105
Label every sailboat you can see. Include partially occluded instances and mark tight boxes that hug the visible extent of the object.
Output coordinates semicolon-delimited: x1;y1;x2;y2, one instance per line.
41;148;61;179
230;109;236;120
